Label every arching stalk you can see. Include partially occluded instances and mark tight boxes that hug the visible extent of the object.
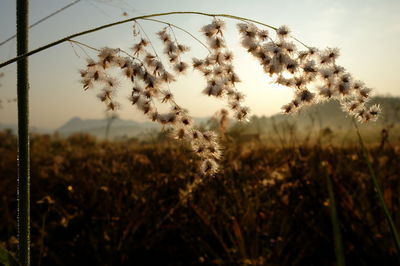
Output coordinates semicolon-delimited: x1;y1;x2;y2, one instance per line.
0;11;282;69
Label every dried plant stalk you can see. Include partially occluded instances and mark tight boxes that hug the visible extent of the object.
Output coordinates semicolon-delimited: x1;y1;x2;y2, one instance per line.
16;0;30;265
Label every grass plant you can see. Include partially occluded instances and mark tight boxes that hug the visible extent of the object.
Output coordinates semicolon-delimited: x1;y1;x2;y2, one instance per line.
2;8;392;266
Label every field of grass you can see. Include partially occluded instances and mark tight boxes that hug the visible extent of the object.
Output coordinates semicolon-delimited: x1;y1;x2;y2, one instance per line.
0;129;399;265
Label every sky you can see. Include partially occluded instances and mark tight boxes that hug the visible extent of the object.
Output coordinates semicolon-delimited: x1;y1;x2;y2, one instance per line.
0;0;399;129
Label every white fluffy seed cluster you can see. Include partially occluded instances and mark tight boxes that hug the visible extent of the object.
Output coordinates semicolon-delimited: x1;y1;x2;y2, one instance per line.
80;18;381;176
237;23;380;122
80;25;222;175
194;19;249;121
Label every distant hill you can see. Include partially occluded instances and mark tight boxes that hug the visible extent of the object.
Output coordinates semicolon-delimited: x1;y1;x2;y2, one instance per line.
268;96;400;129
1;96;399;142
228;96;400;144
0;116;210;139
56;116;211;139
56;116;160;139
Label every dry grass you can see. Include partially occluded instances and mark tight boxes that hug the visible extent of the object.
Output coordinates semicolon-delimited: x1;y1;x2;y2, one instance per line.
0;129;399;265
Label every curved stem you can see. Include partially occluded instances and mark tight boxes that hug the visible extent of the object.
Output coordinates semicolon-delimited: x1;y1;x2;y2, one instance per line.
0;11;279;69
354;123;400;256
68;39;100;52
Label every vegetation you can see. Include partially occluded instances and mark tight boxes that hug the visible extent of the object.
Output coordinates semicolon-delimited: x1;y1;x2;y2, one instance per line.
0;129;399;265
1;6;398;265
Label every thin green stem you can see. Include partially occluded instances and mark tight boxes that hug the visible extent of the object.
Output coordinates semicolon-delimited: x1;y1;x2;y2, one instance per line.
0;11;282;69
291;36;310;49
68;39;100;52
68;40;94;59
354;124;400;256
16;0;30;265
0;246;20;266
325;169;346;266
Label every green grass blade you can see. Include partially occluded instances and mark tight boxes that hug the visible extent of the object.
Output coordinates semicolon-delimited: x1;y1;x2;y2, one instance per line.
326;170;346;266
355;128;400;256
0;247;20;266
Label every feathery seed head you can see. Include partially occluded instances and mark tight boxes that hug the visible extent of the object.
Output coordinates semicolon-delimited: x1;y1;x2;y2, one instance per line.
209;36;226;50
281;102;295;113
368;104;381;121
157;28;171;43
81;16;380;177
180;115;193;127
192;58;204;69
200;159;218;175
174;127;187;139
296;89;315;103
277;25;290;38
211;19;226;35
258;29;269;40
201;24;218;38
359;87;372;98
237;23;258;38
353;81;364;90
235;106;250;121
174;61;189;74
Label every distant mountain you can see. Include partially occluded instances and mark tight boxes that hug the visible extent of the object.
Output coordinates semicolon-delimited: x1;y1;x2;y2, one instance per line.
56;116;160;138
0;116;211;139
2;96;399;140
59;116;142;132
56;116;212;139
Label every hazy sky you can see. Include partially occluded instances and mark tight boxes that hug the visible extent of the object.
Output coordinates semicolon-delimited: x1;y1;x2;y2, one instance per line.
0;0;399;129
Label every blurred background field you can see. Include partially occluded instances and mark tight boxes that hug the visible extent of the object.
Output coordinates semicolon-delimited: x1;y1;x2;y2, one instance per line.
0;96;400;265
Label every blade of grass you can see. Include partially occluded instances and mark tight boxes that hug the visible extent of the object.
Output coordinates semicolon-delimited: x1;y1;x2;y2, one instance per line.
0;247;20;266
354;124;400;256
325;168;346;266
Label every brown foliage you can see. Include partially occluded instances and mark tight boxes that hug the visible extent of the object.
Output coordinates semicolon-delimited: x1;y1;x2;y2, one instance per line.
0;130;399;265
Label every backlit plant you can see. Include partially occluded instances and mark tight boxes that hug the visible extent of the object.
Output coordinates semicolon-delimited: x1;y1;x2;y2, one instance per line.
2;9;395;266
77;15;380;175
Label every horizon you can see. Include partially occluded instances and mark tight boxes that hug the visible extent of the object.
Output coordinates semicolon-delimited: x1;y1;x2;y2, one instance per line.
1;94;398;131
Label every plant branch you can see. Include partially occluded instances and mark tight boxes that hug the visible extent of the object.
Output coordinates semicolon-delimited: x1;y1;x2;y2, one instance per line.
0;11;281;69
68;39;100;52
354;121;400;256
